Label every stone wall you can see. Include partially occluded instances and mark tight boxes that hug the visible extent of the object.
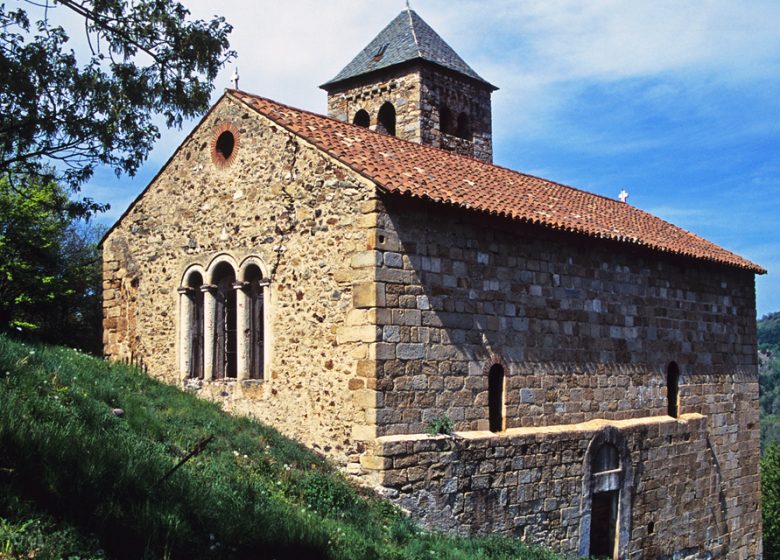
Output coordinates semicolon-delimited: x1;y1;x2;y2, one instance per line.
361;414;761;559
355;195;761;557
103;94;381;463
326;66;423;144
417;66;493;162
369;196;758;436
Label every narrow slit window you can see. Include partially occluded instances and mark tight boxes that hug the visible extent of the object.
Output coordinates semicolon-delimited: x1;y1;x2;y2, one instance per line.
488;364;504;432
667;361;680;417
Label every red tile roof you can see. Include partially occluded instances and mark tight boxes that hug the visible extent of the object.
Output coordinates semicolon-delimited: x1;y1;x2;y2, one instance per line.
230;90;764;274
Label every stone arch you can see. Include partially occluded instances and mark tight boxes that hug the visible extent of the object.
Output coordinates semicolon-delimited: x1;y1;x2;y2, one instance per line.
667;361;680;417
204;253;239;285
238;256;270;282
178;264;206;380
353;109;370;128
377;102;396;136
579;426;634;559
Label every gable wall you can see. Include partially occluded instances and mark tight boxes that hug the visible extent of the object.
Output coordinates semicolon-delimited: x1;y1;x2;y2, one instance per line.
102;96;382;463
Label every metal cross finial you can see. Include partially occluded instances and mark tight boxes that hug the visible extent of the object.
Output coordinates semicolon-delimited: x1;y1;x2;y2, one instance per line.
618;189;629;203
230;66;239;90
406;0;411;9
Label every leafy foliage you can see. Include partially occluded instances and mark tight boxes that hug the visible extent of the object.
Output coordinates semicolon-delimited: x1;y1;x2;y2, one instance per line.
759;313;780;449
426;414;454;436
0;336;561;560
0;177;103;352
762;444;780;559
0;0;235;194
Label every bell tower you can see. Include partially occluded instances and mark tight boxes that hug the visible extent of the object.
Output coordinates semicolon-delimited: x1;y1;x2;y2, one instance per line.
320;8;498;163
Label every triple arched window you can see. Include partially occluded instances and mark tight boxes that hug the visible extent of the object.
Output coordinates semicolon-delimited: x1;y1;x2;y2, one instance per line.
179;256;268;382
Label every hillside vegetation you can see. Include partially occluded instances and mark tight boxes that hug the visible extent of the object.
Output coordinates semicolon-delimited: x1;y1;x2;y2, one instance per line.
759;312;780;448
0;335;560;560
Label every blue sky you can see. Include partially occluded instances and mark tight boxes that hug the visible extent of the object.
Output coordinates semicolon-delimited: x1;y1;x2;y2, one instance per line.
77;0;780;316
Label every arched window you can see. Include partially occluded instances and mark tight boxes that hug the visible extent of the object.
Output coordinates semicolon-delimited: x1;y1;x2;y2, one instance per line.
243;264;265;380
579;428;633;560
377;102;396;136
488;364;504;432
353;109;370;128
456;112;472;140
179;270;204;380
439;104;453;135
667;361;680;418
212;262;237;379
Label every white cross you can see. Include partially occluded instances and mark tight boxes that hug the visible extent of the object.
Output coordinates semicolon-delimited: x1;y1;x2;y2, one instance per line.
618;189;629;203
230;67;239;90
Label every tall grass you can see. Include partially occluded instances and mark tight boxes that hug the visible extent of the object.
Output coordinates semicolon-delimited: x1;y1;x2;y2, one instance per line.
0;336;561;559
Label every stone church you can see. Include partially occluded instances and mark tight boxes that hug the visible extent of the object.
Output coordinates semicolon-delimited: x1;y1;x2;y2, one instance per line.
102;8;764;559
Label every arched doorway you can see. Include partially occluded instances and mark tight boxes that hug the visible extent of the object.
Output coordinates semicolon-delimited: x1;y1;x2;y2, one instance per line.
579;427;633;559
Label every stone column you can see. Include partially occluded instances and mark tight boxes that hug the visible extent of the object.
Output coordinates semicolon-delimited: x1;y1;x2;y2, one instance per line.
201;284;217;381
177;287;193;380
234;281;250;381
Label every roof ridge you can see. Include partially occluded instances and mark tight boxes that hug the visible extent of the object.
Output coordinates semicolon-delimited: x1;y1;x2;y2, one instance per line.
226;89;764;274
407;9;422;58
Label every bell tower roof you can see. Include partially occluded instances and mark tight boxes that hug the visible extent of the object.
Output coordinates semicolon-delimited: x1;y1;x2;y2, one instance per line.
321;9;497;91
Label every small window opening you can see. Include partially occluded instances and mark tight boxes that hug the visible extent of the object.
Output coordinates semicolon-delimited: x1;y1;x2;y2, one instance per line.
456;112;472;140
213;263;237;379
667;361;680;418
244;265;265;380
439;104;453;135
488;364;504;432
648;521;655;535
593;443;619;473
377;102;396;136
353;109;370;128
215;131;235;161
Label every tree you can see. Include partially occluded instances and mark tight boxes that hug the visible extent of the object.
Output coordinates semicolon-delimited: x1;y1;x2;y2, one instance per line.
763;444;780;559
0;176;104;352
0;0;235;201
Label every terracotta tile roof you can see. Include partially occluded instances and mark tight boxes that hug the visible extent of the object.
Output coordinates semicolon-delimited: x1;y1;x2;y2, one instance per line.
230;90;764;274
321;9;495;91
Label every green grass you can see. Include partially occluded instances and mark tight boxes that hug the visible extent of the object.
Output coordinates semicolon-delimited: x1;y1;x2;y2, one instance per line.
0;335;562;560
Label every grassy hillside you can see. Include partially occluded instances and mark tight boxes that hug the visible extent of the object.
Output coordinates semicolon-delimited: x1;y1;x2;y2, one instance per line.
759;312;780;449
0;336;560;560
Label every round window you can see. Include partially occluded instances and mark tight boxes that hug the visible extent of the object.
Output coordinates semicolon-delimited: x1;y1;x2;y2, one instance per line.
211;124;239;168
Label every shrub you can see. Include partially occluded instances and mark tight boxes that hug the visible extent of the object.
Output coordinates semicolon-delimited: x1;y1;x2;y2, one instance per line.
426;414;454;436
